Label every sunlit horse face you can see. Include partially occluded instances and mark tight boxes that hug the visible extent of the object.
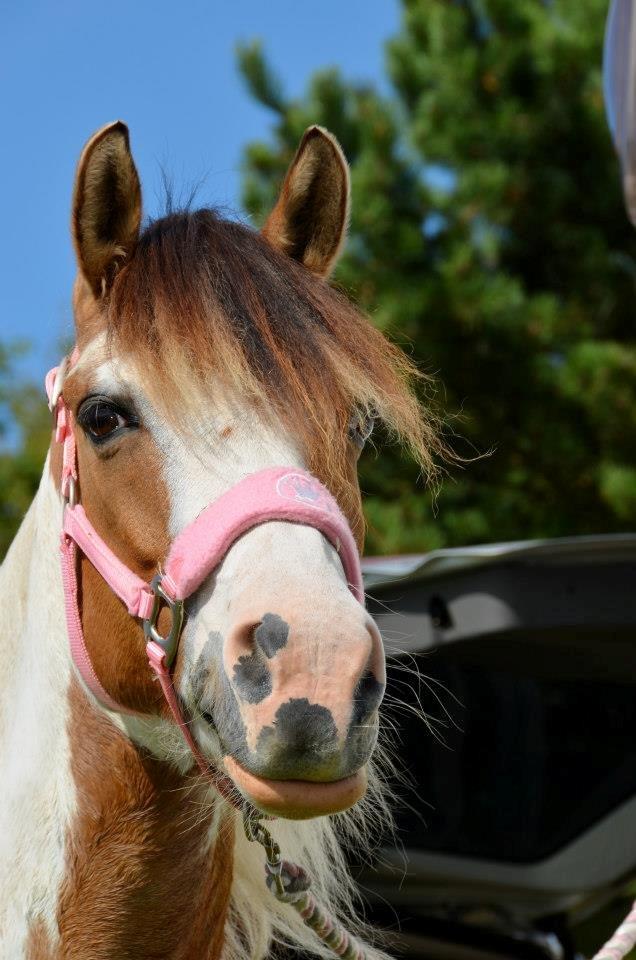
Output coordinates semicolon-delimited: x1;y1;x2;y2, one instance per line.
60;122;393;819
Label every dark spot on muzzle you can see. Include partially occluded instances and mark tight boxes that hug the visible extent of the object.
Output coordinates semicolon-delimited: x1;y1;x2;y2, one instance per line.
191;632;223;704
254;613;289;658
232;653;272;704
253;698;342;779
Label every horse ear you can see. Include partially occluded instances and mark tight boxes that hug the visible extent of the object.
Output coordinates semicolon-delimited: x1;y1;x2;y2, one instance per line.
262;126;350;278
72;121;141;298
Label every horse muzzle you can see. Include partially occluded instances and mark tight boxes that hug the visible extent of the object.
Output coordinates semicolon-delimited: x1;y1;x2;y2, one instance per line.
197;606;385;818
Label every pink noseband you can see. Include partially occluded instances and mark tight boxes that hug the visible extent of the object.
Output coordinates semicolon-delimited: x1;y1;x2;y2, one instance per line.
46;351;364;787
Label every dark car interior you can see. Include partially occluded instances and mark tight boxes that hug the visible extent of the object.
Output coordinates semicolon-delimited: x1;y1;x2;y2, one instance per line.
359;537;636;960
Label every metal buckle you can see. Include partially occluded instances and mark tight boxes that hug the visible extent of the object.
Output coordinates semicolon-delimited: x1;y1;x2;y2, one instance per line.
63;476;78;509
143;574;185;668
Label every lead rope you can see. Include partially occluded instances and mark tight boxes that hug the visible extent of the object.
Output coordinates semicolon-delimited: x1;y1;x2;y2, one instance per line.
592;902;636;960
243;811;367;960
147;640;370;960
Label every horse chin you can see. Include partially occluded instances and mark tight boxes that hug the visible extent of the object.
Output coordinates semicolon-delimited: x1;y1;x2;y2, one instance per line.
222;754;368;820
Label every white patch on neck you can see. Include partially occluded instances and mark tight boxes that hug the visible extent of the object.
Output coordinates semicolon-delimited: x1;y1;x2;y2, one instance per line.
0;464;77;955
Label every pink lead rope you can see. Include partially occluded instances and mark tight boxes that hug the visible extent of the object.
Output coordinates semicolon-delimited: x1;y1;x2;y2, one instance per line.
592;904;636;960
46;351;369;960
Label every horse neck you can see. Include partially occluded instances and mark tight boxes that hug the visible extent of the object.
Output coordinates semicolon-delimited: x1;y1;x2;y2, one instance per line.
0;454;68;752
0;458;76;952
0;461;235;960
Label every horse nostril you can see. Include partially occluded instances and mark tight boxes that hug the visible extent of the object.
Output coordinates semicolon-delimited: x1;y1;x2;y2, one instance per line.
201;709;216;728
253;613;290;659
351;671;385;726
230;621;261;658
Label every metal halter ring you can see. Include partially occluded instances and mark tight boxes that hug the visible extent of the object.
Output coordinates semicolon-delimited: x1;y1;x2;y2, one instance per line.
143;574;185;668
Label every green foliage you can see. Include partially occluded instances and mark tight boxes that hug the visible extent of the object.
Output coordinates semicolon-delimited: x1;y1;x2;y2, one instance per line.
0;344;51;558
2;1;636;559
238;0;636;553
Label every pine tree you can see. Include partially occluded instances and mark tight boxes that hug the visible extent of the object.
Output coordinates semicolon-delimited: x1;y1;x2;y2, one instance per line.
238;0;636;553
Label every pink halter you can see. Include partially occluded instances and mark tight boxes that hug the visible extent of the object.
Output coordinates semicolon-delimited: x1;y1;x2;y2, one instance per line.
46;349;364;790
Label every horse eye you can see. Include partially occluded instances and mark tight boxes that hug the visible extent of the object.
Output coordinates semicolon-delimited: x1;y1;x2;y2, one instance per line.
78;397;137;444
348;411;375;451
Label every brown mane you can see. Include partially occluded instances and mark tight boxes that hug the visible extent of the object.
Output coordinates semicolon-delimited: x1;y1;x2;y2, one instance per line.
106;208;440;527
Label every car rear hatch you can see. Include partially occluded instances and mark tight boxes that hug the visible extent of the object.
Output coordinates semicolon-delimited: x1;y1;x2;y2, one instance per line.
359;535;636;959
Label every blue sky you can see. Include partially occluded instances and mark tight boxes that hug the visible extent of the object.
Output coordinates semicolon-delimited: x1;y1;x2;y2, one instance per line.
1;0;398;381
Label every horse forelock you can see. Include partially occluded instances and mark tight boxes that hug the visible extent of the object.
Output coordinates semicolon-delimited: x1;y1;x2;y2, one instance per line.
99;207;440;539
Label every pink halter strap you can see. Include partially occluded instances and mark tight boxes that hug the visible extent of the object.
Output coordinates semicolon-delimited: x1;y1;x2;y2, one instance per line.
46;350;364;789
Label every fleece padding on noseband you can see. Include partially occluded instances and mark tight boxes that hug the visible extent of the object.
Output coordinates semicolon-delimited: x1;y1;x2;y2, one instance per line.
160;468;363;604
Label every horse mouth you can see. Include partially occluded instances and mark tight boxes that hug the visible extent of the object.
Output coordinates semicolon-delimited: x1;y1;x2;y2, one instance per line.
222;754;368;819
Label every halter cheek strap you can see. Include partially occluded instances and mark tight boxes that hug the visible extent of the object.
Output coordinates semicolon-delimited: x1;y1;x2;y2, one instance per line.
45;353;364;759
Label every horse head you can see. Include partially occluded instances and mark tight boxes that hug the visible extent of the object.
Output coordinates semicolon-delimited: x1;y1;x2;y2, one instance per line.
54;121;432;821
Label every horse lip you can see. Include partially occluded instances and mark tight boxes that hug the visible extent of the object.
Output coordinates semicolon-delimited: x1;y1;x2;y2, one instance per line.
222;755;367;820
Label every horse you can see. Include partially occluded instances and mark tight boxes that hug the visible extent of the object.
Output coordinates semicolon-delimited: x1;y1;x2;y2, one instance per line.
0;120;438;960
